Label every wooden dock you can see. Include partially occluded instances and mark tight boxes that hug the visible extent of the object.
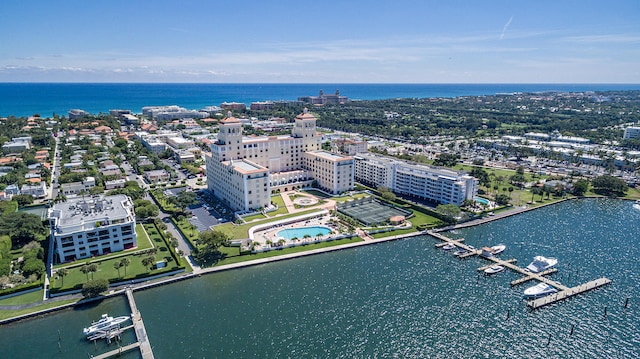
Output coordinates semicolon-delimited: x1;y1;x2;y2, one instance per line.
510;268;558;286
90;342;140;359
434;237;464;247
527;277;612;309
125;288;155;359
477;259;517;272
86;324;134;342
428;231;612;309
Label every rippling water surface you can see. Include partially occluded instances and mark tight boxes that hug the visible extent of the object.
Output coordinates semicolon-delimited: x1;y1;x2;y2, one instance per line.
1;199;638;358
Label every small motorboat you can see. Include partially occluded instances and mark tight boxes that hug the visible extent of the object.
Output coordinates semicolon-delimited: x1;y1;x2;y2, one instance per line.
453;248;468;256
442;243;456;250
523;283;558;299
634;200;640;211
484;265;505;275
490;244;506;255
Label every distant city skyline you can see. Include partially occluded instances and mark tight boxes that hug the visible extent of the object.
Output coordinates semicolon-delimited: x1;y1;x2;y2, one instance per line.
1;0;639;83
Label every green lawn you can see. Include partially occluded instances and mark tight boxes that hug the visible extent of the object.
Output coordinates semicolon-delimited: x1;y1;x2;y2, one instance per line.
371;210;443;239
242;213;267;222
333;192;371;203
51;245;181;292
53;224;153;269
267;194;289;216
0;289;44;306
301;189;332;199
213;236;364;266
0;299;79;321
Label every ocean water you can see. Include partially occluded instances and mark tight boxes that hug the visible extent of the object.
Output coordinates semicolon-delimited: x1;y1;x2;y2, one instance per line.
1;198;638;358
1;83;639;118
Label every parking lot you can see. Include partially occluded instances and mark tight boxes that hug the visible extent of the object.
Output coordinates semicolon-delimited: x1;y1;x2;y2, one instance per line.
188;204;220;231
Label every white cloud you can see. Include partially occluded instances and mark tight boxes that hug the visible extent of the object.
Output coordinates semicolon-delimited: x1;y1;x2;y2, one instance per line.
500;16;513;40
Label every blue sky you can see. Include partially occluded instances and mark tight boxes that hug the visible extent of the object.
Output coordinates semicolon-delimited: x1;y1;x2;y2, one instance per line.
1;0;639;83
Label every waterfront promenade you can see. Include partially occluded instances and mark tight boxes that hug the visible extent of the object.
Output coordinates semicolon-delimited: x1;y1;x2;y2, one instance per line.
0;197;612;326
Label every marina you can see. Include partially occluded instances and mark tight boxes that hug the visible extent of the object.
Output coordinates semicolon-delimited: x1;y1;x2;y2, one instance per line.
86;288;154;359
429;230;611;309
0;198;637;358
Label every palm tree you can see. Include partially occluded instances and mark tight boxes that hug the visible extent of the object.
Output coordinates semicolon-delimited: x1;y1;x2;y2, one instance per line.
120;258;131;277
113;261;122;278
80;263;91;280
88;263;98;280
57;268;68;287
141;256;156;272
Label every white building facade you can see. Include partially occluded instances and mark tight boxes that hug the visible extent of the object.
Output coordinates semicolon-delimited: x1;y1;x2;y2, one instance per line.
354;153;477;206
49;195;137;263
206;110;354;212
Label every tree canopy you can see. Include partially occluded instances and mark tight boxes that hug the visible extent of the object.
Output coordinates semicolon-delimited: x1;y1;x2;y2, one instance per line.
0;212;47;248
81;279;109;298
194;230;229;265
591;175;627;196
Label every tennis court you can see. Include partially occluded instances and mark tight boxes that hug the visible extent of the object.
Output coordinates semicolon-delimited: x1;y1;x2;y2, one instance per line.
338;200;412;226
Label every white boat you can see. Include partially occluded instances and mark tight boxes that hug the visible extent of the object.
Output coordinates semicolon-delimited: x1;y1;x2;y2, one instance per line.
484;265;505;275
525;256;558;273
83;314;130;336
454;248;468;256
442;243;456;250
523;282;558;299
633;200;640;210
490;244;506;255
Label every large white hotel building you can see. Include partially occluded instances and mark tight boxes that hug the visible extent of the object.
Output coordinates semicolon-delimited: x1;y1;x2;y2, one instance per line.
206;110;354;212
49;195;137;263
354;153;478;206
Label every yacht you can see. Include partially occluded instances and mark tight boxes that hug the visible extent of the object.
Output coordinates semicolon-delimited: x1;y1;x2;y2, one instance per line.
490;244;506;255
484;265;505;275
525;256;558;273
83;314;130;336
523;282;558;299
442;243;456;250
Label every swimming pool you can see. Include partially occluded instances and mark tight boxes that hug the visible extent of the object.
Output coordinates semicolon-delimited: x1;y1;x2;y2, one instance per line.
277;226;331;240
475;197;490;205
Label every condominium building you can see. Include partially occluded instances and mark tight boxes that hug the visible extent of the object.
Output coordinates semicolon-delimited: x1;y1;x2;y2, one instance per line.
354;153;477;206
49;195;137;263
207;109;354;212
624;126;640;140
303;151;354;194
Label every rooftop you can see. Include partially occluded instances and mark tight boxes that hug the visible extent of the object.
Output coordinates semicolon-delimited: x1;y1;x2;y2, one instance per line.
50;194;133;233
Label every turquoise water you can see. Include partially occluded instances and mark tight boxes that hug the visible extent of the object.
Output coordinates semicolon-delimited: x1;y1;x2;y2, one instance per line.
2;83;640;117
0;199;638;358
277;226;331;240
475;197;490;205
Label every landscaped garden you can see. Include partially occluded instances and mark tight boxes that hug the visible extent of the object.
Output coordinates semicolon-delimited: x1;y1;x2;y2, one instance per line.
49;223;185;293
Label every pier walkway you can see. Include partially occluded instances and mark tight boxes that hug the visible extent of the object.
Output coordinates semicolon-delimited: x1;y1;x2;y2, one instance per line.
90;342;140;359
427;230;611;309
125;288;154;359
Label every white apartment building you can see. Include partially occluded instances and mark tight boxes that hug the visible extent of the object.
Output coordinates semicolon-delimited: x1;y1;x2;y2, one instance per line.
624;126;640;140
354;153;477;206
207;109;354;212
303;151;354;194
49;195;137;263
